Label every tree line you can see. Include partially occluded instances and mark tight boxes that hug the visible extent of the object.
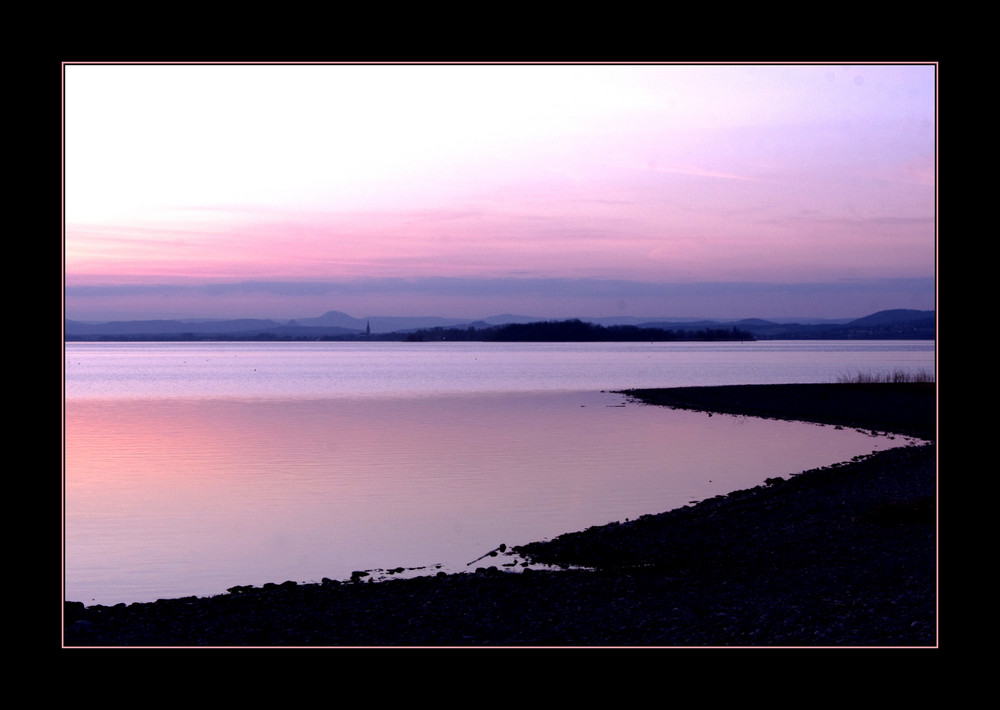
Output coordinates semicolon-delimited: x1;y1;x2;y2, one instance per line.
405;319;754;342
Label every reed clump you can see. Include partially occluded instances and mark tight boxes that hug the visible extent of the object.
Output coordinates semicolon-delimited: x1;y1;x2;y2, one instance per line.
835;368;935;384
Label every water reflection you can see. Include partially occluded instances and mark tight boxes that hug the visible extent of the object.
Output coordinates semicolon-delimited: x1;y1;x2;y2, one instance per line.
64;390;912;605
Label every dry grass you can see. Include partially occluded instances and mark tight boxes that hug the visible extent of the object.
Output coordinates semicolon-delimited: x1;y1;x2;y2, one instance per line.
836;368;935;384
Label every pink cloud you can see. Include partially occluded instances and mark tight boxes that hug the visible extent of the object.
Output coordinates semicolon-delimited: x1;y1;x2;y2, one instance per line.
64;64;936;320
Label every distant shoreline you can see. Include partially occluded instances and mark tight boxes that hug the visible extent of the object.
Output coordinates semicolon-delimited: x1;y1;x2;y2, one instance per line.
64;309;935;341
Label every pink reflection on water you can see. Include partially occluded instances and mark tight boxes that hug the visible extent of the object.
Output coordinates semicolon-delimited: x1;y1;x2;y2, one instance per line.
65;390;906;605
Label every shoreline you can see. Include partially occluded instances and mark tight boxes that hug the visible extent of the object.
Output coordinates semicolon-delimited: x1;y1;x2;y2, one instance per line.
620;382;936;441
64;382;936;647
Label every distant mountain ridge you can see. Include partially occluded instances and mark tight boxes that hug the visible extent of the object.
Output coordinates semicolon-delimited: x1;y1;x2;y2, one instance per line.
65;309;935;341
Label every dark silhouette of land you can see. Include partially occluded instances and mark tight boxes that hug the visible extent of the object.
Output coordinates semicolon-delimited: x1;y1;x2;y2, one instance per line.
405;319;753;342
64;382;936;647
623;382;935;440
64;308;934;341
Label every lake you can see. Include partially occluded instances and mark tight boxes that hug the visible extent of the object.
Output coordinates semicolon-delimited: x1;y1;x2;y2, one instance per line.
64;340;934;605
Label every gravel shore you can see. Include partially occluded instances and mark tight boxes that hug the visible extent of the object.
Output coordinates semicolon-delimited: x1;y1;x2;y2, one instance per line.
63;383;936;647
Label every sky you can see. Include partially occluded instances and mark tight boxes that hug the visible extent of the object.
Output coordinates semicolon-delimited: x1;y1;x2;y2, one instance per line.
63;63;936;322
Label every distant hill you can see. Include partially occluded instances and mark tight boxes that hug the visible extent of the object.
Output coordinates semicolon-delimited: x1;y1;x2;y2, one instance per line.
65;309;934;341
723;309;935;340
848;309;935;327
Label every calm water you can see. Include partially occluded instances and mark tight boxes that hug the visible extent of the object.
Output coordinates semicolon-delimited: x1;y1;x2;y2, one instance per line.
64;341;934;605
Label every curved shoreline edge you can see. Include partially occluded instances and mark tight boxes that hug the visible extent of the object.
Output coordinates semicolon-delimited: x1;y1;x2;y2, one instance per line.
64;382;937;647
620;382;936;441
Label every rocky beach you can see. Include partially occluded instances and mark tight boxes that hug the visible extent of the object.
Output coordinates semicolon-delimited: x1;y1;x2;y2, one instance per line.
63;382;936;647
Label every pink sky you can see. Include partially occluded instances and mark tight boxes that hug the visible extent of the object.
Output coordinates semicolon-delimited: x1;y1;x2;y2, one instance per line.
64;63;936;321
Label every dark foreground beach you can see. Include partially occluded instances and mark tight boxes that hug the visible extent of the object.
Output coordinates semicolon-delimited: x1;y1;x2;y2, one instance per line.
64;382;936;647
